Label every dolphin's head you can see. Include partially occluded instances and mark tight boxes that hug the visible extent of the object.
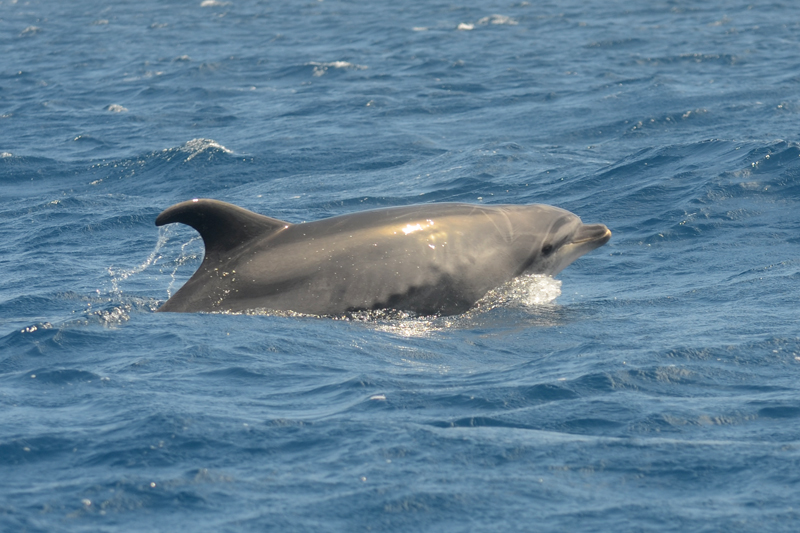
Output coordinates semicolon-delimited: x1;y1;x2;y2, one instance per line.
516;206;611;276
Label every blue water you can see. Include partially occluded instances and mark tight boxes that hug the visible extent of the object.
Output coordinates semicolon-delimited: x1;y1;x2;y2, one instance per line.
3;0;800;530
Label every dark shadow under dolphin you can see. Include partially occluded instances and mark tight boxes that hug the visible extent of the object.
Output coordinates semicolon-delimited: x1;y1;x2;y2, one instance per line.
155;199;611;315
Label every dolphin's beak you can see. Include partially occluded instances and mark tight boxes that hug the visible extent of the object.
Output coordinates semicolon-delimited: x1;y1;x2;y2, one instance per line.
572;223;612;247
542;223;611;276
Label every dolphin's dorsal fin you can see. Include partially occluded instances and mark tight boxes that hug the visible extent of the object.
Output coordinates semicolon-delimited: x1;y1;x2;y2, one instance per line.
156;199;291;259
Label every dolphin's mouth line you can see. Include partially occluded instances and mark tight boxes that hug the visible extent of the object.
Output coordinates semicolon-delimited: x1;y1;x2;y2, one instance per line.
571;228;612;245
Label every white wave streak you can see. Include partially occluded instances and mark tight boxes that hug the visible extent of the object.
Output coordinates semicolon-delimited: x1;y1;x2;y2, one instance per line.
308;61;368;77
179;138;233;161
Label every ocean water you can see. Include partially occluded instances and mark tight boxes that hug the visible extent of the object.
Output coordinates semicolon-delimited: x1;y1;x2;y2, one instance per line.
2;0;800;531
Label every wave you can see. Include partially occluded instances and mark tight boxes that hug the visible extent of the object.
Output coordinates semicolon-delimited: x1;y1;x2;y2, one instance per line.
2;137;798;340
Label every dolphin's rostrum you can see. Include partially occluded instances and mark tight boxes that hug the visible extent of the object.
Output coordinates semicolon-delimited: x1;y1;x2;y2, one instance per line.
155;199;611;315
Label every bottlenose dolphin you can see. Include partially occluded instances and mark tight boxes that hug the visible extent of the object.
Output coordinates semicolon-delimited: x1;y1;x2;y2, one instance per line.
155;199;610;315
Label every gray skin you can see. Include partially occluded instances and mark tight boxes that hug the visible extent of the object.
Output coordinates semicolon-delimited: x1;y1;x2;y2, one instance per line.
155;199;611;315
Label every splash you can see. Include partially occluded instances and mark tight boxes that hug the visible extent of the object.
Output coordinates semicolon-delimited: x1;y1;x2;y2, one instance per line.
368;315;458;338
472;274;561;311
88;304;134;327
166;235;202;298
49;226;202;328
88;228;202;323
108;229;171;296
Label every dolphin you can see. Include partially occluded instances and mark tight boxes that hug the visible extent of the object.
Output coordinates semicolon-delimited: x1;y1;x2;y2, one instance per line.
154;199;611;315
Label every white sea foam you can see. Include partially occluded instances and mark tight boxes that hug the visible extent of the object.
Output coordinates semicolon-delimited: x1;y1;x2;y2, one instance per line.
308;61;368;77
178;138;234;161
478;14;518;25
122;70;164;82
458;15;517;31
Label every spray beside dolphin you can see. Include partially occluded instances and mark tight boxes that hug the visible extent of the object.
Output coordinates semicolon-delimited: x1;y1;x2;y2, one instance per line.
154;199;611;315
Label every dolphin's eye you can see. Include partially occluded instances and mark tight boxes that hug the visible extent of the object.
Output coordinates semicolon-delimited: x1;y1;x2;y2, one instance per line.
541;244;554;256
